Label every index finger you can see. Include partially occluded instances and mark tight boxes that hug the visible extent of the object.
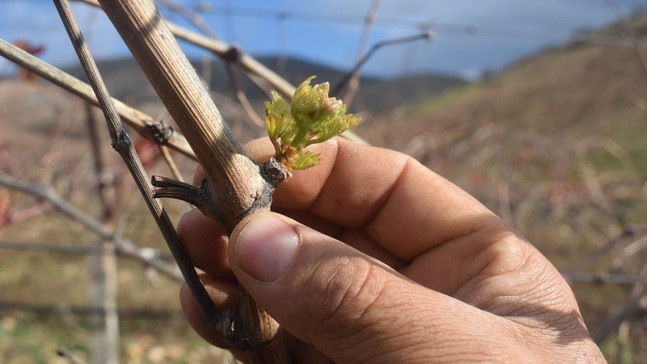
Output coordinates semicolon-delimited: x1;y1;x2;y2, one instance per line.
245;137;499;261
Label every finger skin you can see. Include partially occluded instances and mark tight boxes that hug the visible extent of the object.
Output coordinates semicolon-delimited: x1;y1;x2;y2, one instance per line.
178;136;518;308
228;212;520;363
229;211;605;363
248;137;505;295
179;275;239;348
177;137;606;363
251;137;497;256
176;209;233;280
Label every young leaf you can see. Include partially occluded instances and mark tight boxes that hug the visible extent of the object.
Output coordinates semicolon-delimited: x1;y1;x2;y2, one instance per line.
264;91;295;150
291;151;320;170
264;76;360;171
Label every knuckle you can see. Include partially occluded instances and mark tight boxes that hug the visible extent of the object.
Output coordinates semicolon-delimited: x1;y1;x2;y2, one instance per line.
306;255;392;343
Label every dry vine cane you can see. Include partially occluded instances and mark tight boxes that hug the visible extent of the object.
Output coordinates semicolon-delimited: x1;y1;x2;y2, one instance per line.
59;0;359;362
53;0;257;360
152;77;361;352
154;76;361;214
158;81;362;360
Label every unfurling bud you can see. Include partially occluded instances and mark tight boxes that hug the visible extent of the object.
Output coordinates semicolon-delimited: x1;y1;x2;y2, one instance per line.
264;76;360;171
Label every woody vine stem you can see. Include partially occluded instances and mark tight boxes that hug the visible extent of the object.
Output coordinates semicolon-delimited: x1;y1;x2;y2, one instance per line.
55;0;358;362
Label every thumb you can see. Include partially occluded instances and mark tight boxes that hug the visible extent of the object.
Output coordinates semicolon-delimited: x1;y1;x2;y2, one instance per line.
229;211;481;362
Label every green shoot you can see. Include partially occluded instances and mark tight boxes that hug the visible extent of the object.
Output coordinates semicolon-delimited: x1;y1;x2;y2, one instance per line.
264;76;360;170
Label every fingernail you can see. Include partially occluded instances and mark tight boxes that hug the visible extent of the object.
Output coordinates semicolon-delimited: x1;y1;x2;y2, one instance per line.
234;213;299;282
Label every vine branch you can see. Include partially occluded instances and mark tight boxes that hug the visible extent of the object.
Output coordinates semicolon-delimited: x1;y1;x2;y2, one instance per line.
332;31;433;97
74;0;367;145
53;0;226;337
71;0;288;361
0;173;181;281
0;39;195;159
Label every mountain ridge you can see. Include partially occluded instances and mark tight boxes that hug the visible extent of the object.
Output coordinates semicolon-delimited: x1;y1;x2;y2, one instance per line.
60;55;467;114
1;10;647;363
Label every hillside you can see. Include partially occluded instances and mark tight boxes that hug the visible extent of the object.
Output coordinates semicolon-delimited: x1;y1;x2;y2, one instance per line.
2;11;647;363
362;11;647;217
62;56;466;115
361;11;647;259
355;11;647;357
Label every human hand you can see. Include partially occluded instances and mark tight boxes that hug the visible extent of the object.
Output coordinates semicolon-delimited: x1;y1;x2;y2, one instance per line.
178;137;605;363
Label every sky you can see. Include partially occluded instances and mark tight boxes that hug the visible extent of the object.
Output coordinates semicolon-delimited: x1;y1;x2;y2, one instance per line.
0;0;645;80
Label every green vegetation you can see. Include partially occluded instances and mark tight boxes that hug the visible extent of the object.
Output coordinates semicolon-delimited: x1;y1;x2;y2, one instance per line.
265;76;360;170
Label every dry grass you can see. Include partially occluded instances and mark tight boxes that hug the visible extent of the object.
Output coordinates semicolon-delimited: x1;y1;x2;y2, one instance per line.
0;78;235;363
2;14;647;362
355;22;647;362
